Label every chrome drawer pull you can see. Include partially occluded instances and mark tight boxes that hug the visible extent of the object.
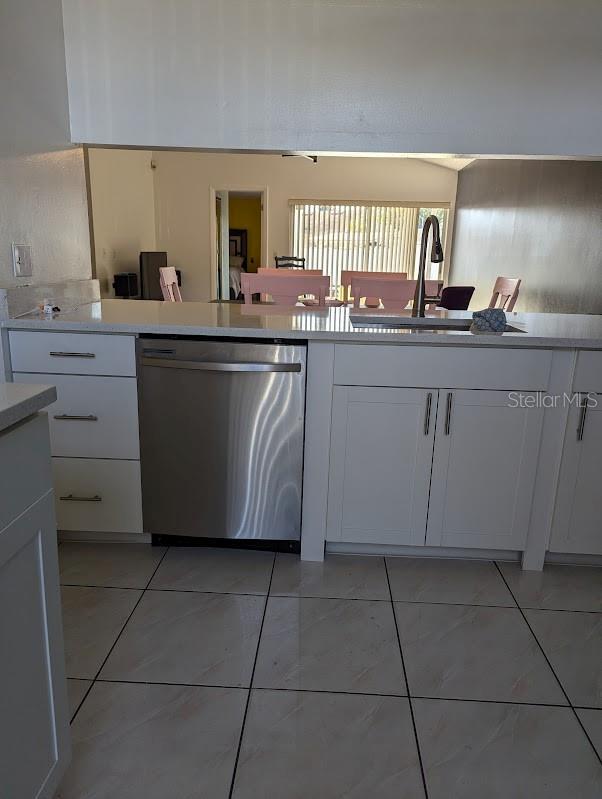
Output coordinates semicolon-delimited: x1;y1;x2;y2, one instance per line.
59;494;102;502
423;392;433;436
444;392;453;435
54;414;98;422
49;351;96;359
577;394;588;442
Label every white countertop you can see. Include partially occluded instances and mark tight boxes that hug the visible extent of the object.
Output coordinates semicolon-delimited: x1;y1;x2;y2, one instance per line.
0;382;57;434
4;300;602;349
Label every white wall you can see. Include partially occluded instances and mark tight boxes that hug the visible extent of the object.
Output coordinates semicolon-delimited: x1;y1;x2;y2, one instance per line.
449;160;602;314
88;149;156;296
0;0;91;291
0;0;71;158
0;0;92;377
151;151;457;300
0;150;92;290
62;1;602;156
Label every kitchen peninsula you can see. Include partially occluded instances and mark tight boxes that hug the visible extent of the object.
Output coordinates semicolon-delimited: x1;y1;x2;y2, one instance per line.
0;382;70;798
3;299;602;571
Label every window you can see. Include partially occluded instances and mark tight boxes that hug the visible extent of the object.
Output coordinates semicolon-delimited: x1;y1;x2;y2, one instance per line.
290;201;449;290
414;207;449;280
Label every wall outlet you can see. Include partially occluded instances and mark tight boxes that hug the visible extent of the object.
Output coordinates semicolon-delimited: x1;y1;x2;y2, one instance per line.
12;243;33;278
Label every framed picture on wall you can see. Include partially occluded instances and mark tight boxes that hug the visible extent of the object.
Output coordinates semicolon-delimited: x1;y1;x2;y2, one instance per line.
229;229;248;260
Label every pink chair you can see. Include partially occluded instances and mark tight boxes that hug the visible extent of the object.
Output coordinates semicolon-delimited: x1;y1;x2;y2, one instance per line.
341;270;407;303
159;267;182;302
351;277;417;309
424;280;444;310
241;272;329;306
489;277;521;311
258;267;324;276
425;280;444;299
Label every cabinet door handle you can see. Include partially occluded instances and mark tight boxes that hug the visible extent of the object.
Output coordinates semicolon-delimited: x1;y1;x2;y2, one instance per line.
444;392;453;435
577;394;588;441
59;494;102;502
54;414;98;422
423;392;433;435
49;351;96;359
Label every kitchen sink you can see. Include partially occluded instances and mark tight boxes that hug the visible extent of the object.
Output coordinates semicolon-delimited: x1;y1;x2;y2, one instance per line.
349;313;525;333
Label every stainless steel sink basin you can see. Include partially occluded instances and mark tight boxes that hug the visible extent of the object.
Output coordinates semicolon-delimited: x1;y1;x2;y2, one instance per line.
349;313;525;333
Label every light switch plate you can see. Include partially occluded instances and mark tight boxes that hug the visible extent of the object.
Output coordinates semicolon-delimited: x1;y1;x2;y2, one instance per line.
12;243;33;278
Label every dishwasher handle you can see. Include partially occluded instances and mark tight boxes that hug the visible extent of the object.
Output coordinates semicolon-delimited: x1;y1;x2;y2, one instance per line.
141;356;302;373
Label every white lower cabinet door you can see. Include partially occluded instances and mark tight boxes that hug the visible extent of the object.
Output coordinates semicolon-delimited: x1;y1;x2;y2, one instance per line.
53;457;143;534
551;395;602;555
0;492;70;799
426;389;544;550
327;386;437;545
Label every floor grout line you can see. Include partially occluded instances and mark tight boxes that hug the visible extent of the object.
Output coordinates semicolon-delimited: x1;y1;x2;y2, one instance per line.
58;581;602;613
61;583;149;591
384;557;430;799
68;546;171;724
88;678;589;709
493;560;602;766
227;552;276;799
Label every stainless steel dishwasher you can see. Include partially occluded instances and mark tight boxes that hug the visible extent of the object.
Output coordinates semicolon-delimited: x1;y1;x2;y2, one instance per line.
137;337;306;543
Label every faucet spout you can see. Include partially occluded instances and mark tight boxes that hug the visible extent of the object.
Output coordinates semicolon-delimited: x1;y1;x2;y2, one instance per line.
412;214;444;318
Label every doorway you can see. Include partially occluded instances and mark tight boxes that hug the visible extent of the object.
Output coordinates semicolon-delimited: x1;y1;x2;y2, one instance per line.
211;188;267;300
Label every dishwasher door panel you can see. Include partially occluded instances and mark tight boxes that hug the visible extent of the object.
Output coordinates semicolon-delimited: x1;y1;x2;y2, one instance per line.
138;339;306;540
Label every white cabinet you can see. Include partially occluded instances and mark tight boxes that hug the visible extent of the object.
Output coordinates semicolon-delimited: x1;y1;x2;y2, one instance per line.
14;372;140;459
327;386;436;545
9;330;136;376
326;386;545;552
426;390;545;550
550;394;602;555
0;416;70;798
53;458;143;535
0;412;53;532
10;330;143;540
333;344;552;391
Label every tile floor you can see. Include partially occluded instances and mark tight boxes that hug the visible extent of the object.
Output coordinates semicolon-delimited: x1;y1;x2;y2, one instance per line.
56;544;602;798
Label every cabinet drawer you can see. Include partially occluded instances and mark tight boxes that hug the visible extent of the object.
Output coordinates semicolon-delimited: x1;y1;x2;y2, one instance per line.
14;373;140;459
9;331;136;377
573;351;602;393
334;344;552;390
53;458;143;534
0;414;52;532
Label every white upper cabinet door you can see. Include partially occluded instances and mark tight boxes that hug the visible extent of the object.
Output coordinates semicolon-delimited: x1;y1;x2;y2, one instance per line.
327;386;437;545
551;395;602;555
426;390;544;551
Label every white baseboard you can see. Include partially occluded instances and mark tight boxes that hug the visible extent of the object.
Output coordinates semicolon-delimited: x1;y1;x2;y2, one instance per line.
327;541;602;568
326;542;521;561
58;530;152;544
545;551;602;567
55;534;602;568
